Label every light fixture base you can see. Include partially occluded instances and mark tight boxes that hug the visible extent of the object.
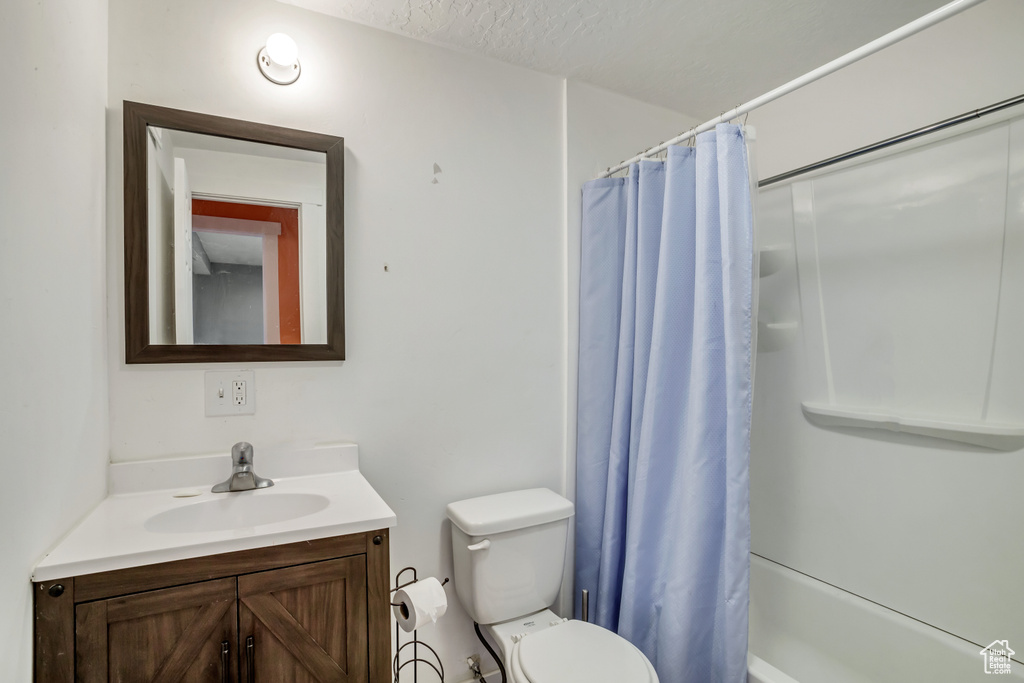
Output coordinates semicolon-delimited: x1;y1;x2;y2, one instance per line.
257;47;301;85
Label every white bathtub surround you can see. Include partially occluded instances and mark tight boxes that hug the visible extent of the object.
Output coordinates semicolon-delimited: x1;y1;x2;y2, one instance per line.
749;554;1024;682
753;94;1024;659
747;654;800;683
33;443;396;581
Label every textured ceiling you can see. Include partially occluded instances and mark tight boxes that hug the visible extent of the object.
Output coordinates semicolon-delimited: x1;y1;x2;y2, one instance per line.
278;0;952;118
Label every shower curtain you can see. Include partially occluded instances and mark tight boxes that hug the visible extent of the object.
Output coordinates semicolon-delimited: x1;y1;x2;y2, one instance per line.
575;124;753;683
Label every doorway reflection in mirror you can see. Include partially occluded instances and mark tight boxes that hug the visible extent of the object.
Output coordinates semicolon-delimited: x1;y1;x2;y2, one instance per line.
145;126;327;346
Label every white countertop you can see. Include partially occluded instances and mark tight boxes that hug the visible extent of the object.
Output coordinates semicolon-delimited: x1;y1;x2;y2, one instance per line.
33;443;396;582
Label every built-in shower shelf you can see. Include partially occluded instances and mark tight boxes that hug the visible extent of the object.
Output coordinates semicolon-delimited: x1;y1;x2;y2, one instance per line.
757;245;794;278
760;321;798;331
801;402;1024;451
758;243;792;277
757;321;799;352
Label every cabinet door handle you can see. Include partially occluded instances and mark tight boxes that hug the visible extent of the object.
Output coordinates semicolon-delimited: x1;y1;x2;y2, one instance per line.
220;641;230;683
246;635;255;683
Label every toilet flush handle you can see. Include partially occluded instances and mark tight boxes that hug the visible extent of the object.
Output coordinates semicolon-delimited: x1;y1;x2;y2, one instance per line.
467;539;491;552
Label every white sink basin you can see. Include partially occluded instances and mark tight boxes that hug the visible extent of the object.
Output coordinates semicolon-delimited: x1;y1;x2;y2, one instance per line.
33;443;398;582
145;492;331;534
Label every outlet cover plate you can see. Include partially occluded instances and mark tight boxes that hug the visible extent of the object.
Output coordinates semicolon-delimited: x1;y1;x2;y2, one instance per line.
205;370;255;416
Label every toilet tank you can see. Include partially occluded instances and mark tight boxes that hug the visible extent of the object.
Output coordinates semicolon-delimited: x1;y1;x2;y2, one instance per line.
447;488;574;625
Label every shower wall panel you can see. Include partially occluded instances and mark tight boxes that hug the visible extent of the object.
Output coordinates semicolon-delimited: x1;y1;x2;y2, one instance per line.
752;109;1024;657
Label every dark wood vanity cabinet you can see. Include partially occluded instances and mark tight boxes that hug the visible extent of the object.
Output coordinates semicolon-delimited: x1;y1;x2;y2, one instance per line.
238;556;367;682
34;530;391;683
76;578;239;682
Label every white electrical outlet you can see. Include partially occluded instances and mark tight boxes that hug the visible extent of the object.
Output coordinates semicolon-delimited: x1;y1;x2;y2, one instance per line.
205;371;256;416
232;380;247;406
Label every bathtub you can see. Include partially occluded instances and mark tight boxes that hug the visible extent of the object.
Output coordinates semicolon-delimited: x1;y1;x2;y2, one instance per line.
748;554;1024;682
748;653;799;683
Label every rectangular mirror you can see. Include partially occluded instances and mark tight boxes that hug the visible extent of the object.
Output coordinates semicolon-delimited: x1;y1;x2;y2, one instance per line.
123;101;344;363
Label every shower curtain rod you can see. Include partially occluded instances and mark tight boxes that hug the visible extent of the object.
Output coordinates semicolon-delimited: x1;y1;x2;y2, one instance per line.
598;0;990;178
758;91;1024;187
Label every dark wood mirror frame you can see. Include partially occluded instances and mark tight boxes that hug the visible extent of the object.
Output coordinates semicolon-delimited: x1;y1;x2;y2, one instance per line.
123;100;345;363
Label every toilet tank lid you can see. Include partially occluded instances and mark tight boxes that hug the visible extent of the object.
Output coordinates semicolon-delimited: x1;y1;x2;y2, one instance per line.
447;488;574;536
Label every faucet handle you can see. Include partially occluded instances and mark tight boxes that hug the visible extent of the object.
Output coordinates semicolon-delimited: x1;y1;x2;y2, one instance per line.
232;442;254;466
213;442;273;493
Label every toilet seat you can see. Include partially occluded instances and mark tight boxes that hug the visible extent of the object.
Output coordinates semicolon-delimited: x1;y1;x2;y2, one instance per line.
509;620;657;683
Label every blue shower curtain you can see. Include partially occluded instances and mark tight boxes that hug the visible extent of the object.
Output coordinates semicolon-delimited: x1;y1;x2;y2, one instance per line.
575;124;753;683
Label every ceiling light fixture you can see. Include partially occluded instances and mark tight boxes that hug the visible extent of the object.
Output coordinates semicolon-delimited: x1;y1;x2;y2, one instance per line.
257;33;301;85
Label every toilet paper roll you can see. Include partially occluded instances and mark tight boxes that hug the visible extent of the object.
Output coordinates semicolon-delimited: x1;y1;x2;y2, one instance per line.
392;576;448;632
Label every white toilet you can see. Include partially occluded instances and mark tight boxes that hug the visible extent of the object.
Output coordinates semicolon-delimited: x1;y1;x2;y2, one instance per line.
446;488;659;683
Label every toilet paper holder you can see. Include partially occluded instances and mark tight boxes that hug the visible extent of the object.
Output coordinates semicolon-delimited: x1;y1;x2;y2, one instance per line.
391;566;449;682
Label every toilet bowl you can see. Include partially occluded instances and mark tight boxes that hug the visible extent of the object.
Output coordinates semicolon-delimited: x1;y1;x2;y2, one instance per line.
487;608;658;683
446;489;658;683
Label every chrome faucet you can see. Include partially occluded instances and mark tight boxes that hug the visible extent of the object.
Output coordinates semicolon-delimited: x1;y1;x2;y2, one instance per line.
212;442;274;493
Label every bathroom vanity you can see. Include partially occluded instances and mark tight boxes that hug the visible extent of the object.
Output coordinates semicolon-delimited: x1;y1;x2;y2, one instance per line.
32;444;396;682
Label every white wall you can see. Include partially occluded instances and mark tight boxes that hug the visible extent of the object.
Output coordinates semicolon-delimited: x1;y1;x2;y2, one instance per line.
106;0;566;676
746;0;1024;666
0;0;109;678
749;0;1024;180
563;80;699;616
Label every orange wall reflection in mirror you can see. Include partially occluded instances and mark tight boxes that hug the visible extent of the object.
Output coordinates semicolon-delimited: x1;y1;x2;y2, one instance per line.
192;199;302;344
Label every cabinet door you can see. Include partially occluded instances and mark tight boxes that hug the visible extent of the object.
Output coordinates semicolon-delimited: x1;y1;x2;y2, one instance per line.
75;577;237;682
238;556;368;683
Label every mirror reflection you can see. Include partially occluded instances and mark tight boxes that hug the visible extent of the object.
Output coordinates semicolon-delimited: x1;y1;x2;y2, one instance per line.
145;127;327;346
